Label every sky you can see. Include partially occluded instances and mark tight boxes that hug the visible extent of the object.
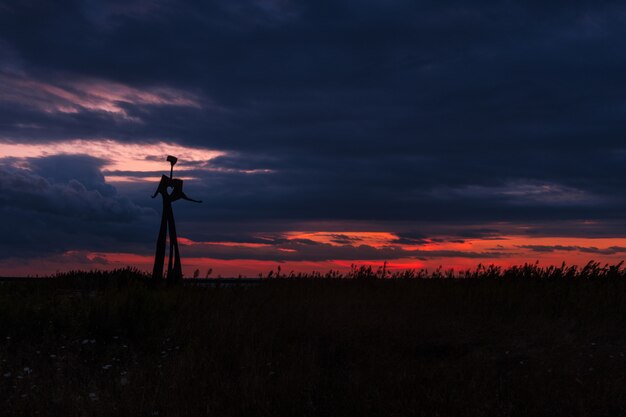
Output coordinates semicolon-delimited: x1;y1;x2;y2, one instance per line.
1;0;625;276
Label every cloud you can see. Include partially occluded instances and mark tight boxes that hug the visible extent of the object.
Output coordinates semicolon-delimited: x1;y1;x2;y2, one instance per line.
0;155;155;259
390;232;430;245
27;154;116;197
327;234;364;245
0;71;202;118
0;140;225;180
518;245;626;255
1;0;626;268
179;238;507;262
0;157;150;221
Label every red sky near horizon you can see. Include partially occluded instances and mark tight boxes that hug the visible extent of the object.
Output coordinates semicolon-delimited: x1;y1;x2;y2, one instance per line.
3;239;625;277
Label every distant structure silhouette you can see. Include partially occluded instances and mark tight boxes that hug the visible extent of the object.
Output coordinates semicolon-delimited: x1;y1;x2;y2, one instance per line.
152;155;201;283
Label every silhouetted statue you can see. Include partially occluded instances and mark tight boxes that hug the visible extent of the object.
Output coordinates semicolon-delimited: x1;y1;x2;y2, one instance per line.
152;155;201;283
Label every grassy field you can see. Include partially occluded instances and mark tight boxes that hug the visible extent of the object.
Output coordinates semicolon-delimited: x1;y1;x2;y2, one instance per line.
2;263;626;416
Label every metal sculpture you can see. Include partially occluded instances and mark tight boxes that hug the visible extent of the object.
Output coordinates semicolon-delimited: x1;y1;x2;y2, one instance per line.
152;155;201;282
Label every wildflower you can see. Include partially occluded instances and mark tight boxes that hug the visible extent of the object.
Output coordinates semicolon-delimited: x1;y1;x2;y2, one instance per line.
89;392;98;401
102;364;112;370
82;340;89;345
23;367;32;374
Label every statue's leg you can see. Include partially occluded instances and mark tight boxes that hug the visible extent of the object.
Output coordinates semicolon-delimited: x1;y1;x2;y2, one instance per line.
164;202;175;280
166;206;183;283
167;214;175;280
172;231;182;280
152;199;168;281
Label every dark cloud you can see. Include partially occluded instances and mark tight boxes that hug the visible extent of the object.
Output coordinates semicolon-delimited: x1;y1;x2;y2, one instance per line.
0;157;149;221
327;234;363;245
390;232;429;245
0;156;155;259
28;154;116;197
518;245;626;255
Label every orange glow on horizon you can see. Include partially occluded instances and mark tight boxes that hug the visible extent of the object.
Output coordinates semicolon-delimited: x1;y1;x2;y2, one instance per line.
285;231;399;248
89;234;626;277
177;237;271;248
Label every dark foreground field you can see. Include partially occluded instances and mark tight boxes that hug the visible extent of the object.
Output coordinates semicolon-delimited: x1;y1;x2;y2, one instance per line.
2;264;626;417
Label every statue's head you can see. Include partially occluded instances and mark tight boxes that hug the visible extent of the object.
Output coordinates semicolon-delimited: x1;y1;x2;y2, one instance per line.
166;155;178;166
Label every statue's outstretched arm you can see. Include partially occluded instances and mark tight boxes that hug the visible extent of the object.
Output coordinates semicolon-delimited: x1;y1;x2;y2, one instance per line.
181;193;202;203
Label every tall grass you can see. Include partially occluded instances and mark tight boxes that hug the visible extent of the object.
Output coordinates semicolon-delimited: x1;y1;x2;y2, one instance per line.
1;262;626;416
